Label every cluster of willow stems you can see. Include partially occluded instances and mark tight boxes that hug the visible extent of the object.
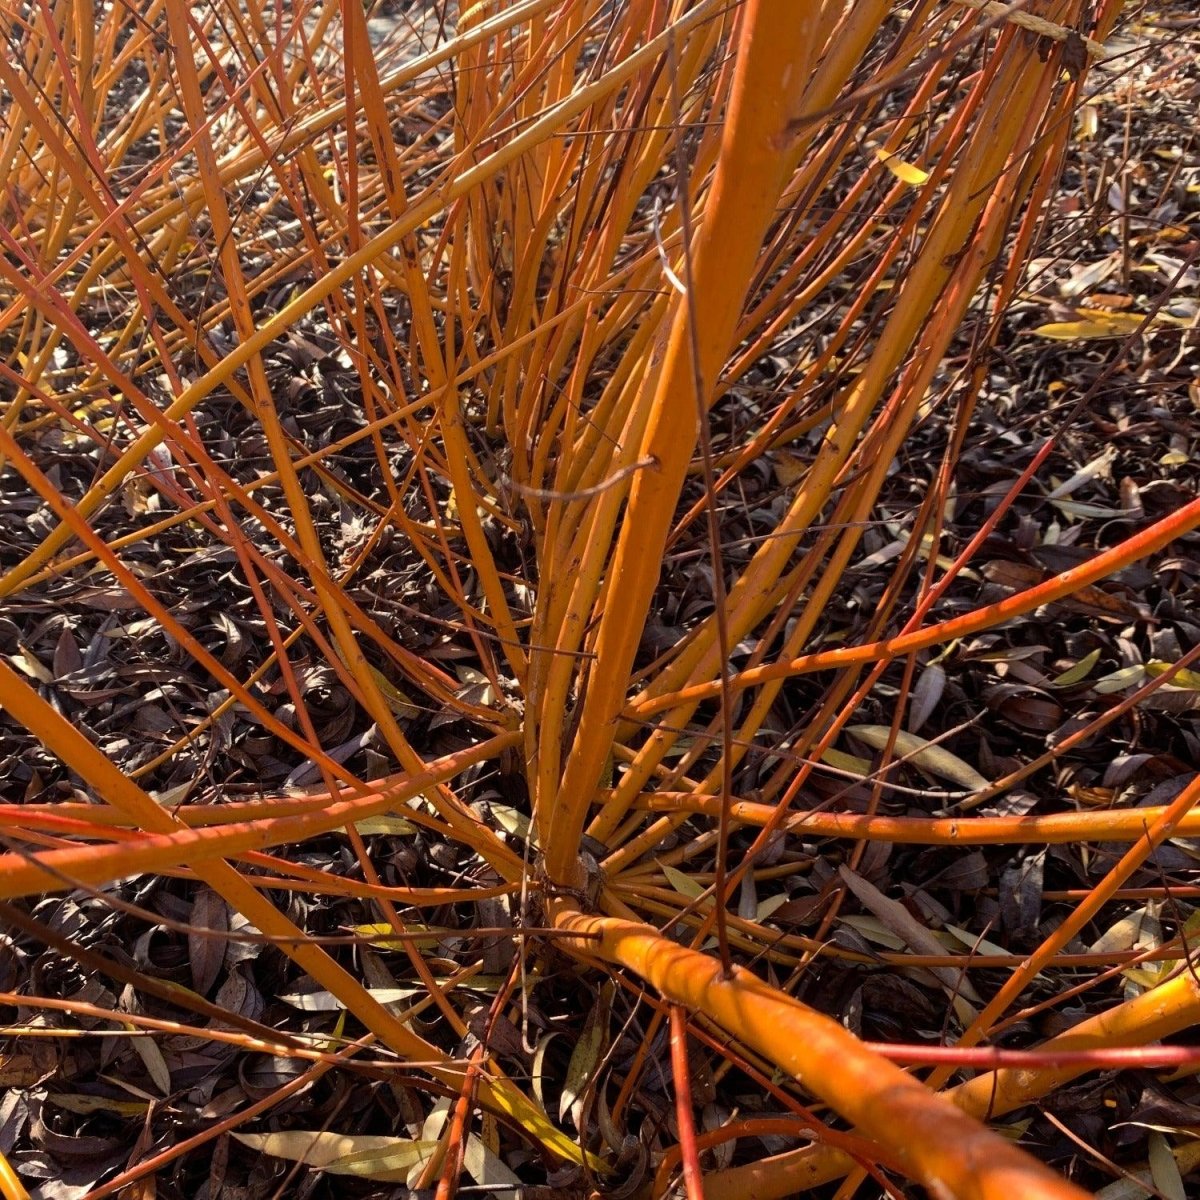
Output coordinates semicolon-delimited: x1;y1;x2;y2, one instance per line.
0;1;1195;1198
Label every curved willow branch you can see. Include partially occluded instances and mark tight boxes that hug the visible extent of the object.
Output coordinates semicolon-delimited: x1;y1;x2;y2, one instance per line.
549;902;1091;1200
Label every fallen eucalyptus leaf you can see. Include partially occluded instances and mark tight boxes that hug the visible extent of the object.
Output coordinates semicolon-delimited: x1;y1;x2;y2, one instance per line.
846;726;988;790
232;1131;437;1181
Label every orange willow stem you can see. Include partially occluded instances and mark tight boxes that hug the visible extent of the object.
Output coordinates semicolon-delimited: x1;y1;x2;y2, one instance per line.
168;0;457;830
435;1044;486;1200
0;0;561;321
546;0;825;887
631;494;1200;717
616;13;1042;739
0;653;578;1160
703;965;1200;1200
653;1118;891;1200
670;1005;707;1200
81;1037;377;1200
0;0;731;599
868;1045;1200;1069
549;903;1089;1200
0;1152;29;1200
639;795;1200;845
924;771;1200;1105
0;989;381;1062
0;735;522;901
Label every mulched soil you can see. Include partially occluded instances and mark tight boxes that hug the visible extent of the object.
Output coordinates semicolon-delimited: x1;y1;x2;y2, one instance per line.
1;4;1199;1198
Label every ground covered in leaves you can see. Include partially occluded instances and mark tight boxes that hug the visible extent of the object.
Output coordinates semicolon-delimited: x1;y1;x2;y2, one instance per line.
2;4;1200;1199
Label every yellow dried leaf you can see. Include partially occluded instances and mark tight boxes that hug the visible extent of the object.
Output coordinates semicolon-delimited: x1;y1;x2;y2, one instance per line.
820;747;873;777
1145;661;1200;690
349;922;437;950
561;982;612;1126
846;726;989;790
332;644;421;721
1050;647;1102;687
874;147;929;186
1032;312;1147;340
49;1094;151;1117
485;1077;598;1168
232;1132;437;1181
663;863;708;901
350;815;417;836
